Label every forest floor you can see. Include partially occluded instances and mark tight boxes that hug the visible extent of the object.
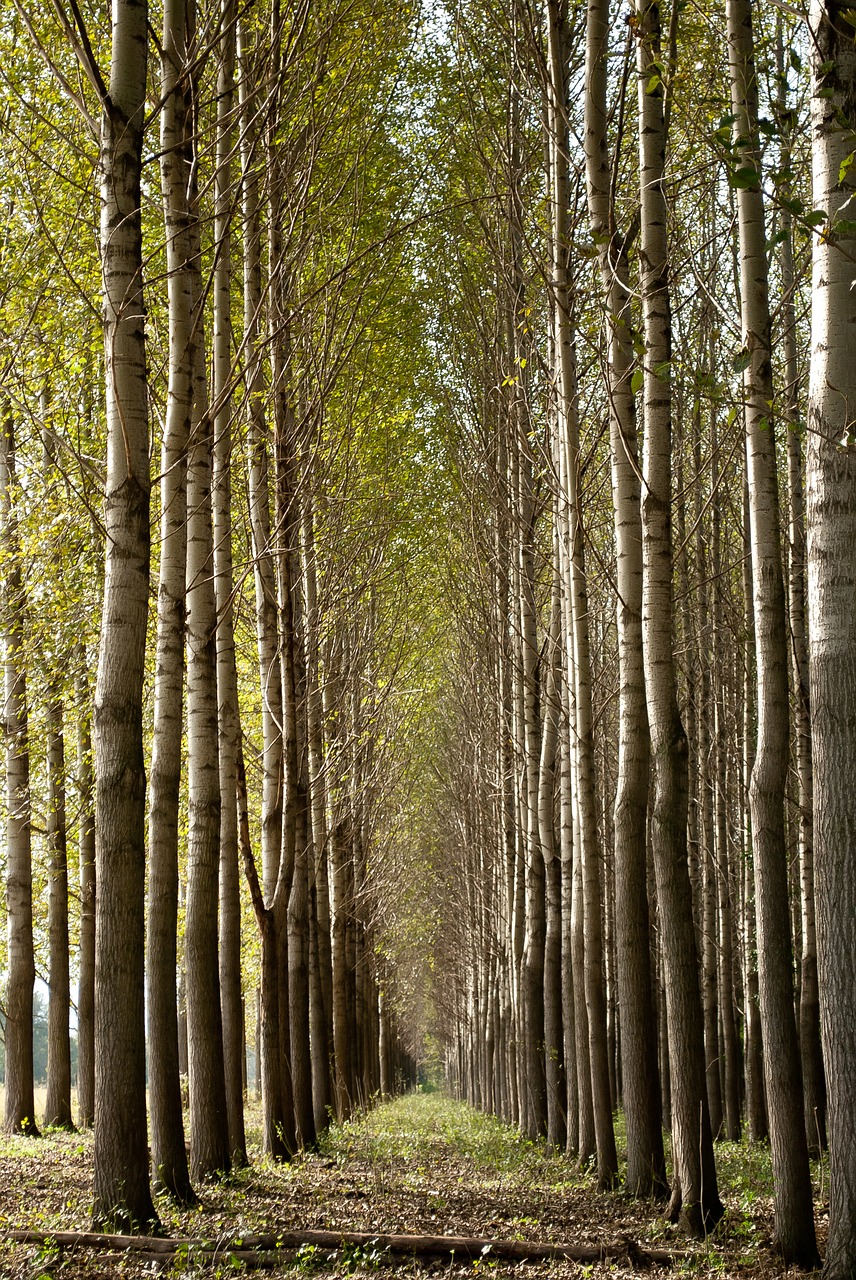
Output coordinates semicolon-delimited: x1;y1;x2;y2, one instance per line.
0;1091;826;1280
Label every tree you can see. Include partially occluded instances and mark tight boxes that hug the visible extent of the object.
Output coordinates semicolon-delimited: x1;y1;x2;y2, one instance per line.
212;0;248;1170
44;688;74;1131
75;661;95;1129
726;0;817;1263
146;0;197;1204
580;0;635;1192
806;5;856;1277
92;0;158;1230
1;411;38;1139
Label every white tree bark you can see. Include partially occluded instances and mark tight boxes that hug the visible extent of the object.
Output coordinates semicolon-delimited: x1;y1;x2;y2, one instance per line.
726;0;817;1263
806;6;856;1277
147;0;195;1202
186;290;231;1180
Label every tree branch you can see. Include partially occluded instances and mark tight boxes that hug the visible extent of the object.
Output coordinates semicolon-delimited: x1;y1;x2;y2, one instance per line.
3;1227;682;1267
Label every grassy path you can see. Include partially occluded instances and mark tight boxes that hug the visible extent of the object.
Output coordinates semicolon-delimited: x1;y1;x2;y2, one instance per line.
0;1091;796;1278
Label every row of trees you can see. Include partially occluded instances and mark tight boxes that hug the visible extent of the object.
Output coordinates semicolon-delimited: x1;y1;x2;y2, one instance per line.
3;2;856;1279
421;2;856;1278
1;0;431;1229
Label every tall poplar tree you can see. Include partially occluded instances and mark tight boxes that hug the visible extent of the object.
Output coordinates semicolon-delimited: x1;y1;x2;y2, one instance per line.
807;5;856;1277
92;0;158;1230
726;0;817;1263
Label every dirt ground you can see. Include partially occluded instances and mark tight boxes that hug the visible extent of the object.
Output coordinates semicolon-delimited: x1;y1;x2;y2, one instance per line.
0;1092;826;1279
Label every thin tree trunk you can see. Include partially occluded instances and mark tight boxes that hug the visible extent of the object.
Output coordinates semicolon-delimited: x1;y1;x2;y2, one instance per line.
584;0;644;1195
212;0;247;1170
271;338;314;1149
518;418;547;1142
301;485;334;1129
1;412;38;1140
237;15;293;1157
239;18;283;905
44;690;74;1130
238;749;291;1159
741;479;766;1143
75;662;95;1129
147;0;195;1201
775;20;826;1157
727;0;817;1263
540;545;564;1149
186;309;231;1181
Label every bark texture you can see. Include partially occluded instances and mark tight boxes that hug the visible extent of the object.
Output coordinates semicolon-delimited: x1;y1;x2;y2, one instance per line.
727;0;817;1263
807;6;856;1278
1;413;38;1139
92;0;157;1228
147;0;195;1202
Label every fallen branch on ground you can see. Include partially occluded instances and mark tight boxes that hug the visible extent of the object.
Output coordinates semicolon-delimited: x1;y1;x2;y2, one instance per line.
3;1226;679;1266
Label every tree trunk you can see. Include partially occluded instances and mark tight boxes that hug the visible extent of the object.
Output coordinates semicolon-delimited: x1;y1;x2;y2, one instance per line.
273;391;315;1148
727;0;817;1264
1;412;38;1140
92;0;157;1226
75;662;95;1129
806;7;856;1278
238;749;291;1159
301;487;334;1130
710;417;740;1142
741;480;766;1143
44;691;74;1131
185;311;231;1182
147;0;195;1202
212;0;247;1170
775;20;826;1156
540;547;564;1150
584;0;648;1196
239;18;284;906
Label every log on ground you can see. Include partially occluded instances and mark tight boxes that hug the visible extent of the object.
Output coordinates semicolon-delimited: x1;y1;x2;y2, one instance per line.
3;1226;678;1266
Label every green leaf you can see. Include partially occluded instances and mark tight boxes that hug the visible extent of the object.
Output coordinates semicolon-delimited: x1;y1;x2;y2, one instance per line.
781;194;805;216
732;349;751;374
840;152;855;184
631;368;644;395
731;166;760;189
